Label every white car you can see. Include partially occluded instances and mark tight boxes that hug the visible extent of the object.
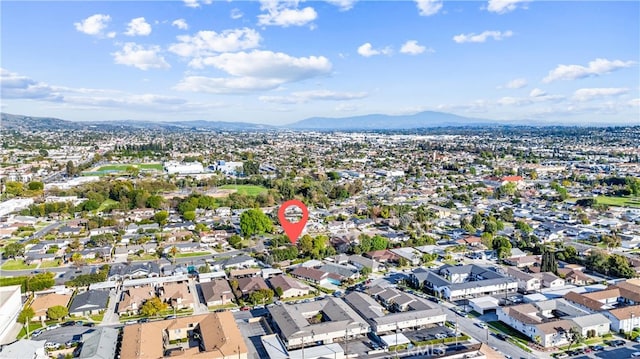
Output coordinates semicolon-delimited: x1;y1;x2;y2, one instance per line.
45;342;60;350
631;352;640;358
475;322;488;329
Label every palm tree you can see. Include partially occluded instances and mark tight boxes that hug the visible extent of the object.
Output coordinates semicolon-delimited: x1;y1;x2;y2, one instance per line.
169;246;178;264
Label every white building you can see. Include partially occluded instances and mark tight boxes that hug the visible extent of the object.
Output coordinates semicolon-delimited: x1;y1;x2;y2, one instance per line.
0;198;34;217
213;161;244;176
164;161;204;175
0;286;22;344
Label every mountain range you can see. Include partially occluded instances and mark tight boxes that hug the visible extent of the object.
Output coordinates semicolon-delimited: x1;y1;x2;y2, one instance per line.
0;111;509;131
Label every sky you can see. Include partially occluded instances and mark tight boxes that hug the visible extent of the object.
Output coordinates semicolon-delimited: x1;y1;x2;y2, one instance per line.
1;0;639;125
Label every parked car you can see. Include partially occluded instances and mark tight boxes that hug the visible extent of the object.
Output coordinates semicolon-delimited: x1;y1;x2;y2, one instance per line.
125;320;137;325
83;322;95;327
606;339;626;347
45;342;60;350
631;352;640;358
475;322;488;329
589;345;604;351
31;329;43;337
495;333;509;341
138;318;149;323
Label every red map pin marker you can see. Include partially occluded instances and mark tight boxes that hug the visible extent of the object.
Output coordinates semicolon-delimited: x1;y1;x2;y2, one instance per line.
278;199;308;245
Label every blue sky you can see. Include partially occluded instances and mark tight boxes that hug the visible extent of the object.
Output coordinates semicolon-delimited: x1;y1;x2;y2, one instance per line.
1;0;638;125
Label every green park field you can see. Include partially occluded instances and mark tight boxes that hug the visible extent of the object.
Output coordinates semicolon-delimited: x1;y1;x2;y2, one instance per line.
596;196;640;208
97;163;163;171
219;185;267;196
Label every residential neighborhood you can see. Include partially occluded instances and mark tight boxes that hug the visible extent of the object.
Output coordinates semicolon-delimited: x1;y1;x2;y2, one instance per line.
0;124;639;359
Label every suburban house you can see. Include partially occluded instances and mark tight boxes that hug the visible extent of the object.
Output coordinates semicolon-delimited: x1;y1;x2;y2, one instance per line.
200;279;235;307
117;285;156;314
414;264;517;301
235;276;270;298
268;275;312;299
603;304;640;333
497;299;610;348
69;289;109;316
120;313;248;359
30;293;72;321
159;282;194;310
501;267;541;293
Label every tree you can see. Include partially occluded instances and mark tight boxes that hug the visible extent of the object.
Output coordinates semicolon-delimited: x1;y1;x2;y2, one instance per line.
17;307;35;325
243;160;260;176
66;160;76;176
371;235;389;251
5;181;24;196
566;327;584;350
240;209;273;237
154;210;169;225
540;250;558;274
27;181;44;191
183;210;196;221
298;234;313;255
140;296;168;317
47;305;68;321
146;195;164;209
492;236;512;259
3;242;24;259
274;287;284;297
471;213;483;229
360;266;372;276
27;273;55;292
169;246;178;264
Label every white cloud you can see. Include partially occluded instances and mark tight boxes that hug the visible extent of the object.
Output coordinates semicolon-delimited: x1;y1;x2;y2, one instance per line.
502;78;527;89
400;40;428;55
453;30;513;43
230;8;244;19
169;28;261;59
572;87;629;101
543;58;636;83
357;43;392;57
125;17;152;36
112;43;170;70
529;88;546;97
175;50;332;93
260;90;367;104
257;0;317;27
629;98;640;107
415;0;443;16
0;68;61;101
74;14;112;37
487;0;529;14
172;19;189;30
325;0;357;11
183;0;212;8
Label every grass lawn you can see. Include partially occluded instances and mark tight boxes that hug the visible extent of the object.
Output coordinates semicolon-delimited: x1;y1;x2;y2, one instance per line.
127;254;158;261
1;260;38;271
97;199;119;212
175;251;210;258
39;259;63;268
219;184;267;196
90;313;104;322
596;195;640;208
17;323;44;339
208;303;238;311
488;321;532;343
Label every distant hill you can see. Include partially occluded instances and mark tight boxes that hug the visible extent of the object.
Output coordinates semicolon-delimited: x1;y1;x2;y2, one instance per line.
285;111;496;130
1;113;84;130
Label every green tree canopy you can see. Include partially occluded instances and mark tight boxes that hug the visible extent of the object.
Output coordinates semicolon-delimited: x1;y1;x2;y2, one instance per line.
18;307;35;324
240;209;273;237
3;242;25;259
140;296;168;317
47;305;68;321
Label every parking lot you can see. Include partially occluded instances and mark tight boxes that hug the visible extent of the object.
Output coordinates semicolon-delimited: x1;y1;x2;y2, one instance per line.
404;325;456;343
235;315;272;359
33;326;94;345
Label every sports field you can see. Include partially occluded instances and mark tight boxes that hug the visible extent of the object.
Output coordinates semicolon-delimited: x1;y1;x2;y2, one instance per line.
96;163;163;171
219;185;267;196
596;196;640;208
